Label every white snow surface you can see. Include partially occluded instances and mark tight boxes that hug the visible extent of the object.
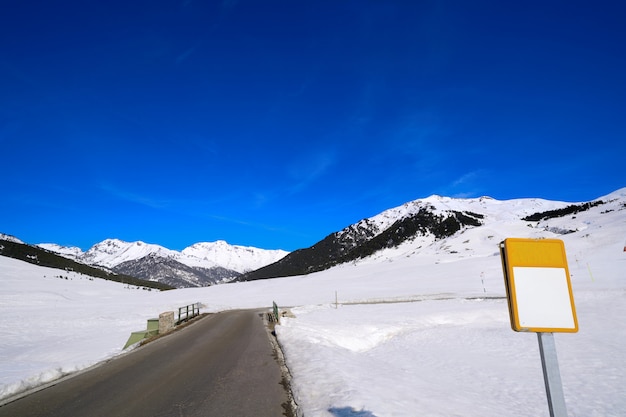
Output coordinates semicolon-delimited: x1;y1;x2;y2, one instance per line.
1;189;625;416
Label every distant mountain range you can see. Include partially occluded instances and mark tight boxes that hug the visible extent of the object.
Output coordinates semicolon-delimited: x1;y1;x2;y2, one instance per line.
0;234;290;289
35;239;289;288
0;237;173;291
3;188;624;288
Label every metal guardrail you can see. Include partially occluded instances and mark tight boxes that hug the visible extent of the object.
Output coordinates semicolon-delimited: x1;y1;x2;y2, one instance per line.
268;301;280;324
123;304;199;349
176;302;200;324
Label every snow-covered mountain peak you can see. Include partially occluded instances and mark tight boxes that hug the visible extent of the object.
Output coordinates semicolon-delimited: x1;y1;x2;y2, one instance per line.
37;243;84;260
183;240;233;254
181;241;288;273
599;186;626;201
81;239;176;268
394;194;573;224
0;233;24;244
364;189;626;263
329;190;624;269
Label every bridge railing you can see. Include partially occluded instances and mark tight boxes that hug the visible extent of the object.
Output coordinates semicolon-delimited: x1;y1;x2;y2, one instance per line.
176;302;200;324
266;301;281;324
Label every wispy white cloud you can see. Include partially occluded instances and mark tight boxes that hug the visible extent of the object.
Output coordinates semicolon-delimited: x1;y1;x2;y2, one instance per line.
252;192;270;209
99;182;171;209
287;150;337;194
176;46;197;65
445;170;489;198
201;211;311;241
451;171;481;187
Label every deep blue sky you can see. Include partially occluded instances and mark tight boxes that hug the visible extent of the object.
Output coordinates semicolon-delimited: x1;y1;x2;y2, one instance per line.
1;1;625;251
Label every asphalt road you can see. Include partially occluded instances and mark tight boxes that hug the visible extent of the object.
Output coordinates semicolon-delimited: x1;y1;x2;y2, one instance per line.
0;310;290;417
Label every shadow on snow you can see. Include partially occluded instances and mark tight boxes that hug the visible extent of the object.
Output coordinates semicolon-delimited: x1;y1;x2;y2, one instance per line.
328;407;378;417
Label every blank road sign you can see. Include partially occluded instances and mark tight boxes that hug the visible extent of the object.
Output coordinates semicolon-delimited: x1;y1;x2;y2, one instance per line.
500;238;578;333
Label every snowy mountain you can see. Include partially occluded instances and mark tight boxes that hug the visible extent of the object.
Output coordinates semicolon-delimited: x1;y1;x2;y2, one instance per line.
181;240;290;272
37;243;86;260
36;238;289;288
79;239;178;268
242;188;626;280
1;188;625;415
8;188;626;287
112;254;238;288
0;238;173;290
0;233;23;244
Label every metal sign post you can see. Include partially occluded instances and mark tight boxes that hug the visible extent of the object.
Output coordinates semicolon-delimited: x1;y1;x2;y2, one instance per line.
537;332;568;417
500;238;578;417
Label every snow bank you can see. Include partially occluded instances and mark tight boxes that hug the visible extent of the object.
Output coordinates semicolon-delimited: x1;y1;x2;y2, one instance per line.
277;291;626;417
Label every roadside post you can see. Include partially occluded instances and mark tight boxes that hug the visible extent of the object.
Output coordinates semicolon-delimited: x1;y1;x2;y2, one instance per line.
499;238;578;417
273;301;280;324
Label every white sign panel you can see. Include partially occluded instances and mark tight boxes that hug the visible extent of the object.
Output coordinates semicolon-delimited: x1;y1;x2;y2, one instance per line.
512;266;576;330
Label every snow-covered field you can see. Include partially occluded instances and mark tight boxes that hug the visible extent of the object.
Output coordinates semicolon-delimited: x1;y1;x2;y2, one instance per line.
277;291;625;417
1;192;625;416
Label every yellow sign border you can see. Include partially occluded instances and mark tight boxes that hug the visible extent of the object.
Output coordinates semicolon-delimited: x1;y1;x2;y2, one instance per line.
500;238;578;333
